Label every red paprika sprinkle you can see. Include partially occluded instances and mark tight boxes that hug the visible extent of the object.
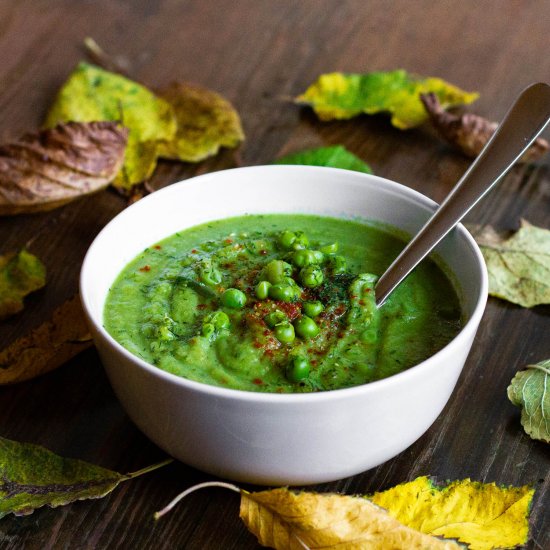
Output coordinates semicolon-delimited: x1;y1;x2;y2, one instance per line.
139;265;151;272
153;245;162;250
191;249;198;254
253;378;263;385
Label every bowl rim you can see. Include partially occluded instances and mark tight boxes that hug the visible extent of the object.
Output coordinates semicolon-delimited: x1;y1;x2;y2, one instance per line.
80;165;488;404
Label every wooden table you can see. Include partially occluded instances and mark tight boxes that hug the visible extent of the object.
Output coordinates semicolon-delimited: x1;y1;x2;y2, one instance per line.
1;1;549;548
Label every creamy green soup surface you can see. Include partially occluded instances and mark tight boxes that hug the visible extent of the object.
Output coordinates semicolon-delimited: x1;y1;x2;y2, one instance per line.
104;214;462;393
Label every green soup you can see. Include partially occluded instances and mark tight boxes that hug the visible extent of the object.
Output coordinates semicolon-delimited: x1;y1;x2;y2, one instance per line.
104;214;462;393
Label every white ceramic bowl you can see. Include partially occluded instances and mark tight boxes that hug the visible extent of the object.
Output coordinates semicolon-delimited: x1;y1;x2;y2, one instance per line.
80;165;487;485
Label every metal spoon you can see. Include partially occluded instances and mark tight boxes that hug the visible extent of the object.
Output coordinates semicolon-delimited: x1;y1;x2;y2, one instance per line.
375;82;550;307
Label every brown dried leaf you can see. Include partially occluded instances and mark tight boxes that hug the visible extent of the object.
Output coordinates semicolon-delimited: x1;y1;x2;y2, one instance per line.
157;82;244;162
421;92;549;161
0;121;128;215
0;295;92;384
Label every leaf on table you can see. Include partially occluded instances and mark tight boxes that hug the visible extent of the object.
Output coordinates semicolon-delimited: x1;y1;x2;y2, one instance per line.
295;70;478;129
421;92;549;161
157;82;244;162
0;121;128;215
241;487;461;549
0;249;46;320
155;482;460;549
44;62;176;189
0;435;172;518
468;220;550;307
370;476;534;550
0;295;92;384
273;145;372;173
508;359;550;443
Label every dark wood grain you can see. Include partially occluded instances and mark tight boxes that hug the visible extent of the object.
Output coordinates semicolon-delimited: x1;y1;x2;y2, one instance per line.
0;1;549;548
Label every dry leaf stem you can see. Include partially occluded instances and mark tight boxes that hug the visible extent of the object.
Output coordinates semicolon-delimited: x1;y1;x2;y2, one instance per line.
154;481;240;519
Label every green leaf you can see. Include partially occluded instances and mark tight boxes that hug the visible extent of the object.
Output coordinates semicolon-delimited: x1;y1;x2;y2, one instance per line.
44;62;176;189
273;145;372;173
469;220;550;307
0;249;46;320
295;70;478;129
156;82;244;162
0;436;172;518
508;360;550;443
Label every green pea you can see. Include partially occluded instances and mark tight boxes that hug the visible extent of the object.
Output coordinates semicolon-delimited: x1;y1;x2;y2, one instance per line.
265;260;292;284
283;278;303;300
303;300;324;318
221;288;247;309
311;250;325;263
199;265;222;286
264;310;287;328
291;249;311;268
278;230;297;249
286;356;310;382
209;310;230;330
274;322;295;344
329;255;347;275
292;231;309;250
292;249;323;268
281;276;299;288
294;315;320;339
201;322;215;339
320;242;339;254
299;265;324;288
269;284;295;302
255;280;272;300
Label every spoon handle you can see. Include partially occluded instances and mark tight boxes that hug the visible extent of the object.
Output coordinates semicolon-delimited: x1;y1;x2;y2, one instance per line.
375;82;550;307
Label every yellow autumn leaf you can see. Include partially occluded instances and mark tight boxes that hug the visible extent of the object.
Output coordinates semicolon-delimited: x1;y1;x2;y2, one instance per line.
370;476;534;550
239;488;459;549
155;482;459;549
296;70;478;129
